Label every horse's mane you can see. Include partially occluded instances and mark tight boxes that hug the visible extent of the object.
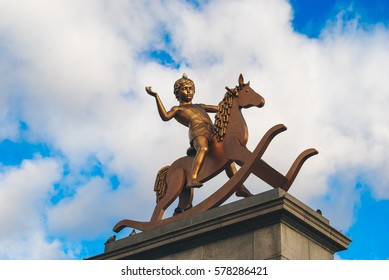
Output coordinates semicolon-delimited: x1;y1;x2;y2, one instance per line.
214;88;237;142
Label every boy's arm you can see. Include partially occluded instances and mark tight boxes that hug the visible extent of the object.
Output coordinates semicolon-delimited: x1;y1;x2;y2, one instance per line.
146;86;177;121
202;104;219;113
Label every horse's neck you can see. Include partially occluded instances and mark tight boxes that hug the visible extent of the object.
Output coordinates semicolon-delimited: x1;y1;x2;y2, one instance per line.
225;97;249;145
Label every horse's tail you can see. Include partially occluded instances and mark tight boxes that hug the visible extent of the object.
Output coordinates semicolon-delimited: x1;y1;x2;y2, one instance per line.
153;166;170;203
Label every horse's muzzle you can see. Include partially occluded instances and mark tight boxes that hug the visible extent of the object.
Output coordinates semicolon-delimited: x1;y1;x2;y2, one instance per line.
257;97;265;108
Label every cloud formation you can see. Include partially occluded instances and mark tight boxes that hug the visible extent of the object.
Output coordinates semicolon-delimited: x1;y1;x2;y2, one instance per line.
0;158;68;259
0;0;388;258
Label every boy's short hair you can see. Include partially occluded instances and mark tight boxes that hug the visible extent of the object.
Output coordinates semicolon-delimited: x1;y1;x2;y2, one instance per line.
174;73;195;100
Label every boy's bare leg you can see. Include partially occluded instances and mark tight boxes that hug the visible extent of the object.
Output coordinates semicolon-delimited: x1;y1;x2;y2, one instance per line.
225;162;253;197
187;136;209;188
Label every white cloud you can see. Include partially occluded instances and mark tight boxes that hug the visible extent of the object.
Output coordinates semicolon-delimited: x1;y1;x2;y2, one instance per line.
0;230;72;260
47;176;154;240
0;0;388;258
0;158;70;259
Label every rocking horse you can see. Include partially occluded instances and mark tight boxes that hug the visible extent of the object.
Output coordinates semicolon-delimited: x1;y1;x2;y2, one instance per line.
114;74;317;232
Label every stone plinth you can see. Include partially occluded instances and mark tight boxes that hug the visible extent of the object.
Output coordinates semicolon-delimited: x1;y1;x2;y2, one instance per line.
88;188;351;260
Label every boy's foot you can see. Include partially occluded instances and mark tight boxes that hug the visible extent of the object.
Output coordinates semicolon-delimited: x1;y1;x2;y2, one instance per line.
187;179;203;188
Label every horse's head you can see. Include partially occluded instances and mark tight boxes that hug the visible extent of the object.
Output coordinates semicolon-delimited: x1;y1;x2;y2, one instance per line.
226;74;265;109
215;74;265;142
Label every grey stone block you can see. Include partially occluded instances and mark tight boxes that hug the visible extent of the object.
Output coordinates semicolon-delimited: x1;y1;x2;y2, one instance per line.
88;188;351;260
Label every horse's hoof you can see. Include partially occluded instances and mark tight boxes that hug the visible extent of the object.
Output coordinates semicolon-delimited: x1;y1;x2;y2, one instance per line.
174;203;193;216
187;179;203;188
235;185;253;198
174;207;184;215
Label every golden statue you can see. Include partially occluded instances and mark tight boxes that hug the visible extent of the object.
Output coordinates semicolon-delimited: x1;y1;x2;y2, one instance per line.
114;74;318;232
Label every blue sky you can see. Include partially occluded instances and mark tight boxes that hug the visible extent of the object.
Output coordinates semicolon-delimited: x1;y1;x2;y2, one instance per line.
290;0;389;259
0;0;388;259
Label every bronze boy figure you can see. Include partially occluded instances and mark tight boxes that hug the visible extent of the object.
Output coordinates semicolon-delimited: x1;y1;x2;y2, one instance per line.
146;74;218;188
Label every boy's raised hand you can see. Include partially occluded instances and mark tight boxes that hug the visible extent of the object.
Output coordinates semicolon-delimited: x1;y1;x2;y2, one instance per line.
145;86;157;97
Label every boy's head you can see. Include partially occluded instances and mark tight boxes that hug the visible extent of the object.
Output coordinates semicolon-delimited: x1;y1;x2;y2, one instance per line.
174;73;195;101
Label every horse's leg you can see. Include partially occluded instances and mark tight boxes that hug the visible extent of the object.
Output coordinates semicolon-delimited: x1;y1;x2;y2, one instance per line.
227;143;284;187
226;125;287;165
226;124;290;189
225;163;252;197
174;187;194;214
227;140;289;188
229;144;316;190
150;168;185;222
247;149;317;190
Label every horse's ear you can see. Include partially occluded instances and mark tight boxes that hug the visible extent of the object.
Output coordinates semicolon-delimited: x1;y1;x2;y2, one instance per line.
238;74;244;86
